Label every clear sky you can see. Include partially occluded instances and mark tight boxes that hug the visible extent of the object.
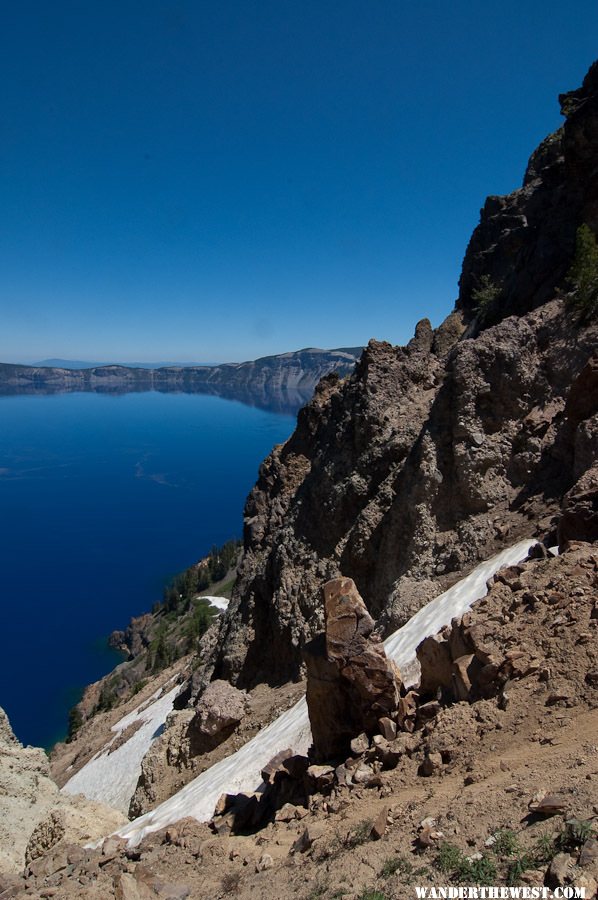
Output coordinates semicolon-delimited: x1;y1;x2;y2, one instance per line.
2;1;597;364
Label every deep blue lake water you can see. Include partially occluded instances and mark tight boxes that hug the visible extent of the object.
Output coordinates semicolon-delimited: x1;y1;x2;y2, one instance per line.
0;391;295;748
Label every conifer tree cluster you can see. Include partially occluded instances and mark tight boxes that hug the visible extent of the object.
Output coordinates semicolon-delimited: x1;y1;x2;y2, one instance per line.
162;538;241;614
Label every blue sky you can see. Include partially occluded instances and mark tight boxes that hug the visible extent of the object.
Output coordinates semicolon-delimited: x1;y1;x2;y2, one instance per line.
2;1;597;364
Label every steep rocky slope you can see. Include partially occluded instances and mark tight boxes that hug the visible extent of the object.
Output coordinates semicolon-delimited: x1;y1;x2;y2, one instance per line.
7;543;597;899
51;62;598;830
207;63;598;691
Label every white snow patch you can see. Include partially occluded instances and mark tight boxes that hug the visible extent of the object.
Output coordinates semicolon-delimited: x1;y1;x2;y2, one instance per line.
383;538;536;687
198;595;230;612
61;683;180;815
111;538;536;846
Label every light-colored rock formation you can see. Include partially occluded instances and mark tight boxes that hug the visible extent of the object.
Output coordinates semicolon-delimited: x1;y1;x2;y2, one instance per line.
190;680;248;749
0;707;126;874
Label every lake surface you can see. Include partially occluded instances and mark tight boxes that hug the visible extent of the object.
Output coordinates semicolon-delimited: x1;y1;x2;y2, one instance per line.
0;391;296;748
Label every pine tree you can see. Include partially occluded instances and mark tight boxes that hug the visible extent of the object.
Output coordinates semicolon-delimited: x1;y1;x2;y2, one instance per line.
151;624;170;673
66;706;83;742
567;223;598;318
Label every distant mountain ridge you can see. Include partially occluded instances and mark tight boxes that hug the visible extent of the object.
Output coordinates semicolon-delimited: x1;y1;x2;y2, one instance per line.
33;359;216;369
0;347;363;413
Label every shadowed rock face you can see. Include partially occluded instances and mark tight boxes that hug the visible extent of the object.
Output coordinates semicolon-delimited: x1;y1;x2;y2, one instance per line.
458;61;598;322
305;578;401;760
206;63;598;691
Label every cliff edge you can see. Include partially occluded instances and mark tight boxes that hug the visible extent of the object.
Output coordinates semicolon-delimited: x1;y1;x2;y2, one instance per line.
207;63;598;690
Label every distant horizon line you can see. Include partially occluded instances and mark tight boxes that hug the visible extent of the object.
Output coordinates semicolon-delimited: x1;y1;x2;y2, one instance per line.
0;345;365;369
2;345;366;370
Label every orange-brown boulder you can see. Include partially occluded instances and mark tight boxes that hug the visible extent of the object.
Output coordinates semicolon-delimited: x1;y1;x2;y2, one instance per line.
305;577;402;760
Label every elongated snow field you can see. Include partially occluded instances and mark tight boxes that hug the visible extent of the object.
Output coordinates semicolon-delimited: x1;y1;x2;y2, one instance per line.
111;538;536;845
62;683;181;814
62;600;231;813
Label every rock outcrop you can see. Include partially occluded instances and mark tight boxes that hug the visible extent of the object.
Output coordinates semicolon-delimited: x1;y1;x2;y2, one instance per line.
414;541;598;780
186;680;247;752
210;305;597;690
205;64;598;693
9;540;598;898
458;61;598;322
0;707;126;875
305;577;401;759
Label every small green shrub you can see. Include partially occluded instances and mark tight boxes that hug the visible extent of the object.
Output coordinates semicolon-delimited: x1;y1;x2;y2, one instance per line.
532;831;557;865
566;224;598;319
380;856;413;879
221;871;241;893
344;820;373;849
149;622;172;673
492;829;521;858
413;867;432;880
557;819;595;852
184;599;214;652
506;854;534;886
329;820;373;858
465;855;497;884
472;274;502;324
130;679;147;697
434;844;497;884
66;706;83;742
502;821;594;886
96;679;118;712
435;842;466;874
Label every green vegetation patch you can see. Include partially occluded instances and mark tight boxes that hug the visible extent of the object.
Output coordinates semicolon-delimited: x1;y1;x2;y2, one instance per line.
434;843;497;885
472;274;503;326
162;538;241;615
566;223;598;319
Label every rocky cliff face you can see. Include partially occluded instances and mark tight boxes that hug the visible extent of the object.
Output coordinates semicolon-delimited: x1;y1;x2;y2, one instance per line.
459;60;598;321
10;543;598;899
208;64;598;691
